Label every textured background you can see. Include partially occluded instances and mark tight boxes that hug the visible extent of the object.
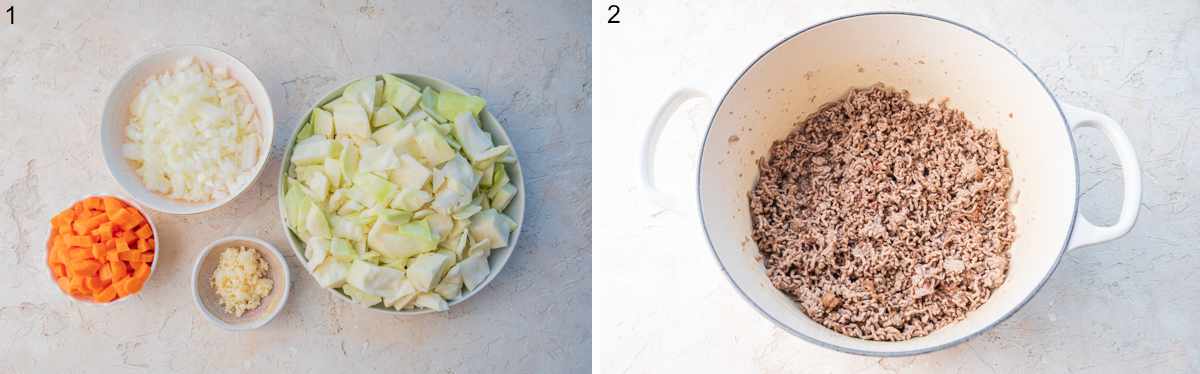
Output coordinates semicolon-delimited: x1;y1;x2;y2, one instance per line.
594;0;1199;372
0;1;590;372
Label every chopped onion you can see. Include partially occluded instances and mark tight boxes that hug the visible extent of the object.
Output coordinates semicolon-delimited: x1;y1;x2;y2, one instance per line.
124;57;261;202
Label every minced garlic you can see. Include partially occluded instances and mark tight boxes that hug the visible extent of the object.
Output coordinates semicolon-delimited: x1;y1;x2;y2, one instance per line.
211;246;273;316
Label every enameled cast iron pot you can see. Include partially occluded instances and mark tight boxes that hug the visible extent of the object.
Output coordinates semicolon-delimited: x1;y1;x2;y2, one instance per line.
641;12;1141;356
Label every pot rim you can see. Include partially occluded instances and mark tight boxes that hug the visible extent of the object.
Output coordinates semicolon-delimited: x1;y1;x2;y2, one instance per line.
695;11;1080;357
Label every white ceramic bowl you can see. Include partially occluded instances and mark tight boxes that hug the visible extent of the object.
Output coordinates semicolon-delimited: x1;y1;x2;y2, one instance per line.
278;73;525;315
46;194;160;305
191;236;291;331
101;45;275;215
641;12;1141;356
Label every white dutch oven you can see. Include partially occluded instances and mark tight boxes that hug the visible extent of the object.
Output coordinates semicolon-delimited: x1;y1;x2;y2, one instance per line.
641;12;1141;356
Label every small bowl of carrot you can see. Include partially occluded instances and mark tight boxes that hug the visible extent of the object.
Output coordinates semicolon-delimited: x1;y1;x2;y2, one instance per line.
46;195;158;304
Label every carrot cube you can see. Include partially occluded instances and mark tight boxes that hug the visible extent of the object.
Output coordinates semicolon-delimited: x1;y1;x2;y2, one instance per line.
84;276;106;293
111;261;128;281
83;197;102;211
68;259;101;277
64;235;92;248
133;262;151;279
67;247;91;261
139;253;155;263
51;263;66;278
102;197;125;213
134;224;153;240
117;251;141;262
92;223;114;241
124;276;145;295
119;230;137;245
56;277;72;293
68;276;85;293
95;284;118;303
90;244;107;261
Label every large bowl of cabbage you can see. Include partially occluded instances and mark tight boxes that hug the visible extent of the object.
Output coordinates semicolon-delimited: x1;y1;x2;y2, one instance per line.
278;73;524;314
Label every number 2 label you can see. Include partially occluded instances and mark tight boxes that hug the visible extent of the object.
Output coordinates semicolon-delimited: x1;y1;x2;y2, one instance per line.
607;5;620;24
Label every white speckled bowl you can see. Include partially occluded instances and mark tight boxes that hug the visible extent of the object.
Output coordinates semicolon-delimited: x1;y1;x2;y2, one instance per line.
278;73;525;315
100;45;275;215
191;236;291;331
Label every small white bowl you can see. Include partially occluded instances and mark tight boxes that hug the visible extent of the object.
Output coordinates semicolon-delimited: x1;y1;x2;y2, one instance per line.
100;45;275;215
46;194;160;305
191;236;291;331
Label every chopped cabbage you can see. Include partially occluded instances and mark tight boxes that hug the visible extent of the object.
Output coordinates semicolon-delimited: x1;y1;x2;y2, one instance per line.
382;74;421;114
330;101;371;140
313;107;335;138
414;293;448;311
367;219;437;260
312;258;350;288
342;283;382;307
458;254;490;292
469;208;514;250
407;252;452;292
346;260;407;300
285;74;520;311
437;92;486;120
372;105;401;128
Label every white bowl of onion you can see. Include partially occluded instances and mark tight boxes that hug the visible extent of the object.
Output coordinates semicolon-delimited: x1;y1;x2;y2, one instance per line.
101;46;274;214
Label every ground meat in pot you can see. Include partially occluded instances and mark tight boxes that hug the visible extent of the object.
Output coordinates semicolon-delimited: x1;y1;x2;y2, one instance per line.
748;84;1015;341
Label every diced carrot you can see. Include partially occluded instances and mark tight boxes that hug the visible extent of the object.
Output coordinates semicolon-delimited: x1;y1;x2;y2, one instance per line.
69;276;85;293
92;222;114;241
64;235;92;248
138;253;155;263
146;239;155;250
111;261;128;281
84;276;105;293
56;277;72;293
110;209;138;230
51;210;74;227
133;262;151;279
102;197;125;214
114;278;133;298
95;284;118;303
117;251;141;262
67;247;91;261
77;213;108;233
99;264;112;281
119;230;137;245
91;243;107;261
134;224;153;240
124;276;145;295
125;206;145;224
51;263;66;278
137;238;152;252
50;240;67;264
57;224;73;235
68;259;101;277
116;239;131;253
83;197;102;211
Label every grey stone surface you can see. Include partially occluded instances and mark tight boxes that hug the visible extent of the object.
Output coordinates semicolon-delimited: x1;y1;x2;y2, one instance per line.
594;0;1199;372
0;1;590;372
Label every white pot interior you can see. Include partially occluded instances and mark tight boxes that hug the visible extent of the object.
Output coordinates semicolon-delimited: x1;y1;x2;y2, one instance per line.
698;13;1079;355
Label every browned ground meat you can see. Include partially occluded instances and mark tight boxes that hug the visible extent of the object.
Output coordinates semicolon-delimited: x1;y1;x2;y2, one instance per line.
748;85;1015;341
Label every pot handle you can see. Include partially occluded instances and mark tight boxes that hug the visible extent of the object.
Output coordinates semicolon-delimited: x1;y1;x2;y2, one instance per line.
1061;102;1142;250
639;88;711;213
